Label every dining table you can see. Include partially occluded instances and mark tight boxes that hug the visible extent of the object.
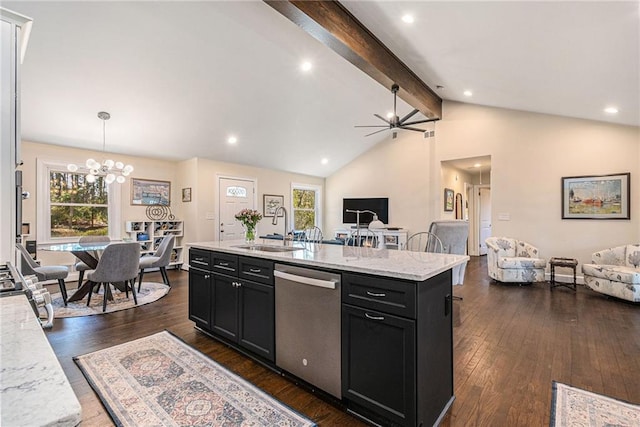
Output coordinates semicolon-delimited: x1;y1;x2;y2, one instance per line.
40;241;131;302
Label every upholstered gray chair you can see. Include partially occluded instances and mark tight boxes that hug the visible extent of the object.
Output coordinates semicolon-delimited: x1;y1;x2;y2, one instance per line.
429;220;470;285
404;232;444;253
138;234;175;291
74;235;110;285
429;220;470;300
16;242;70;306
86;242;140;312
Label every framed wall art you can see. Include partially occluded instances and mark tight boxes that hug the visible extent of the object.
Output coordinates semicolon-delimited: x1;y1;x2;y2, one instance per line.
182;187;192;203
263;194;284;217
561;172;630;219
131;178;171;206
444;188;454;212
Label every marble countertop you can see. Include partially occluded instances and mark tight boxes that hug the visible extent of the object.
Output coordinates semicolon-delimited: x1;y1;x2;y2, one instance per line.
0;294;81;427
188;240;469;282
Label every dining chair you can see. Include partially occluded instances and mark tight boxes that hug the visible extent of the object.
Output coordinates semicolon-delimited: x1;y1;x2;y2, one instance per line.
75;236;111;285
346;229;379;248
16;242;70;306
296;226;323;243
138;234;175;291
403;232;444;253
429;220;470;301
86;242;140;312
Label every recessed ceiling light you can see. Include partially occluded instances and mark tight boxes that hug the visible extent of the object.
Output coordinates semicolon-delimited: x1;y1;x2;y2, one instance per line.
473;163;482;168
464;90;473;97
604;106;618;114
300;61;312;72
321;158;329;165
401;14;414;24
227;136;237;144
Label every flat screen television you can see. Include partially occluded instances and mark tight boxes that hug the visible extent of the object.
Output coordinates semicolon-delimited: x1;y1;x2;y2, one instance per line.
343;197;389;225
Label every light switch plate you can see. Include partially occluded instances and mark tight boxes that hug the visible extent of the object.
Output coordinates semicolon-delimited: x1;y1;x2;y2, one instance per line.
498;213;510;221
205;212;215;220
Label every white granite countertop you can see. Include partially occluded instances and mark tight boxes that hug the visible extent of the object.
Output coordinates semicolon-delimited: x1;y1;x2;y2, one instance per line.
0;294;81;427
189;240;469;282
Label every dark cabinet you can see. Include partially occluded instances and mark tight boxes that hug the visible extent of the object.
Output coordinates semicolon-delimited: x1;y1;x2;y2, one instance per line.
342;270;453;427
188;266;211;328
188;249;275;363
342;304;416;426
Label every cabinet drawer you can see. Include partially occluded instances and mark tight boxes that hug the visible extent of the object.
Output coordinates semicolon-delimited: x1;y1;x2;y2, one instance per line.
342;273;416;318
211;252;238;275
239;256;274;285
189;248;211;271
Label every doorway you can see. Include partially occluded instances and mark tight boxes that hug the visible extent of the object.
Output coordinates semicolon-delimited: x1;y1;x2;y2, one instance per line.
478;186;491;255
218;176;257;241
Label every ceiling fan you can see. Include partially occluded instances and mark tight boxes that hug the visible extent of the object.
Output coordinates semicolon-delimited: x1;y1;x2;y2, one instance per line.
356;84;439;139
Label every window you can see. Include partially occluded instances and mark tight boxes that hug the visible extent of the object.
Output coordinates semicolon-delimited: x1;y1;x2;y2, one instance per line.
291;183;322;230
37;160;121;243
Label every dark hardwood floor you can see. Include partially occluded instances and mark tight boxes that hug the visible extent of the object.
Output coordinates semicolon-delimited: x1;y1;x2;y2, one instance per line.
45;256;640;426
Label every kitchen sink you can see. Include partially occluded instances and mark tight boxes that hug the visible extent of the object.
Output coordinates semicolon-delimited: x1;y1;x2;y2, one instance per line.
232;244;304;252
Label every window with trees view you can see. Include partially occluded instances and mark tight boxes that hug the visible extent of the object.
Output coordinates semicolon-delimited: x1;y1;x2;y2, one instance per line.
292;184;322;230
50;171;109;237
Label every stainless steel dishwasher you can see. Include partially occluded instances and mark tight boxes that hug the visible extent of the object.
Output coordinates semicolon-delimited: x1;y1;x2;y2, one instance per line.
274;264;342;398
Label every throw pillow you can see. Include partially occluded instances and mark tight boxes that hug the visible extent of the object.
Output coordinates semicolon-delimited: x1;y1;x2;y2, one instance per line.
626;244;640;268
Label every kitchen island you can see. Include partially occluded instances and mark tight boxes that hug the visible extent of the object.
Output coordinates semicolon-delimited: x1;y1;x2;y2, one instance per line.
188;240;468;427
0;294;82;426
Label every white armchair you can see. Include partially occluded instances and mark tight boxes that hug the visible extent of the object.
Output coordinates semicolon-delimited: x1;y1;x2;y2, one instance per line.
582;244;640;302
485;237;546;283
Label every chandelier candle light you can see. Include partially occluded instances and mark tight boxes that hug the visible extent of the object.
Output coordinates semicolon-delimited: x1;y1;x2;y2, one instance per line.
235;209;263;243
67;111;133;184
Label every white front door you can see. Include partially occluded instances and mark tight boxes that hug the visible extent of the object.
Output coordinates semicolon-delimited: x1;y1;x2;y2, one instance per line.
479;186;492;255
218;177;256;241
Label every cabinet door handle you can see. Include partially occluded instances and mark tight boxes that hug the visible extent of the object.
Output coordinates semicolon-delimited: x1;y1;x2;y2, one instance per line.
191;260;208;266
204;275;210;279
365;313;385;321
249;268;261;273
445;294;452;316
219;262;229;266
366;291;386;298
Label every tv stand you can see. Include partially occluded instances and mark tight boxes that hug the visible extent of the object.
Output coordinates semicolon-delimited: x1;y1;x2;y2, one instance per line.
335;228;408;250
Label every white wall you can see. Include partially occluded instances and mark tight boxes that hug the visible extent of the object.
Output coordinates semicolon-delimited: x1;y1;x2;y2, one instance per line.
187;158;324;244
20;142;325;268
327;101;640;269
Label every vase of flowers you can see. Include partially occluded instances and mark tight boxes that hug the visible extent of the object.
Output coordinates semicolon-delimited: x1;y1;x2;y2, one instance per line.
235;208;263;244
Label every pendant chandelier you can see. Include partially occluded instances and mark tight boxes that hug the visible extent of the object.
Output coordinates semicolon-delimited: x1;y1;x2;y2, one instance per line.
67;111;133;184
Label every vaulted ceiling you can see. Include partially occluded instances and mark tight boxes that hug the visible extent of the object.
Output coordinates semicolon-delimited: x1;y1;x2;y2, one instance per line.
6;1;638;178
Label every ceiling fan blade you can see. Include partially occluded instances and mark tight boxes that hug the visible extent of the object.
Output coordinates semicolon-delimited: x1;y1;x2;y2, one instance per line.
401;118;439;126
374;114;391;124
399;109;419;124
400;126;427;132
365;128;389;137
354;125;389;128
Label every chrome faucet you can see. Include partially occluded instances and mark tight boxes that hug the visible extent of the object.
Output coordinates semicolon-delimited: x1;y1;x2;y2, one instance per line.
272;206;289;245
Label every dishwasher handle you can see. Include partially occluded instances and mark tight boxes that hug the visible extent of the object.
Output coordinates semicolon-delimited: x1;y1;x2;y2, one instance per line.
274;270;337;289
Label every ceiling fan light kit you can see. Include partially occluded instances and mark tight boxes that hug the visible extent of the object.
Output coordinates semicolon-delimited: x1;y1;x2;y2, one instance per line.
355;84;439;139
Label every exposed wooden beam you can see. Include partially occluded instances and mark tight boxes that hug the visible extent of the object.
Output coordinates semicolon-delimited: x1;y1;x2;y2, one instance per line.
264;0;442;119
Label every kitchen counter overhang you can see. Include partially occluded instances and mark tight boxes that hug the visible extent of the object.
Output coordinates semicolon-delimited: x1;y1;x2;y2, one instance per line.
188;240;469;282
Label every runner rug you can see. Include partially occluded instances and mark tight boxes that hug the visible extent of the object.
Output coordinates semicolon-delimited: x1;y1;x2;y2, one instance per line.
551;381;640;426
74;331;316;427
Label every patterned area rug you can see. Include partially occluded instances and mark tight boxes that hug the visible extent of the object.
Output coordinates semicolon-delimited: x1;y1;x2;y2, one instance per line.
551;381;640;426
48;282;170;318
74;331;316;427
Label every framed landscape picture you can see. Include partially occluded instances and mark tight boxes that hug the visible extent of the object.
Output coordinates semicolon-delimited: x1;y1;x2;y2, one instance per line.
562;172;630;219
263;194;284;217
131;178;171;206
